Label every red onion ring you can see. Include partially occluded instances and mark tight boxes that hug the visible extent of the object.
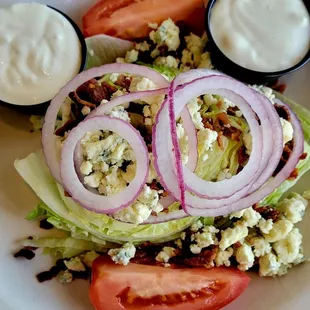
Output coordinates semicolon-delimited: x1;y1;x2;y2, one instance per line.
42;63;169;184
153;71;294;217
60;115;149;213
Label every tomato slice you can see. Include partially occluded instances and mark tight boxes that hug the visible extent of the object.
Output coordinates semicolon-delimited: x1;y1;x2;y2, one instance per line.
82;0;205;39
89;256;250;310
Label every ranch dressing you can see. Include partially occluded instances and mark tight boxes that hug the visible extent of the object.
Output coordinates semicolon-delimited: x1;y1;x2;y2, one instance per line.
0;3;82;105
210;0;310;72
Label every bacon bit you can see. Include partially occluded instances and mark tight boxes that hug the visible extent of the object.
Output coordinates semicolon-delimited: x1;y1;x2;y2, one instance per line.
202;117;214;130
183;248;217;268
216;100;223;109
149;180;163;191
161;208;170;214
76;78;109;105
273;84;287;94
268;79;287;94
115;74;132;90
130;247;160;265
267;79;279;89
54;119;78;137
212;119;222;132
211;113;242;141
253;205;280;222
222;126;242;141
70;102;82;121
69;91;97;109
287;168;299;180
300;152;307;160
39;219;54;230
130;255;156;265
136;124;152;151
101;81;118;97
227;106;238;116
233;242;242;249
217;133;225;150
230;127;242;141
14;248;36;260
254;112;261;125
216;112;230;125
274;104;291;121
161;191;170;198
157;44;169;56
252;203;259;209
36;259;67;283
64;190;71;197
273;141;293;176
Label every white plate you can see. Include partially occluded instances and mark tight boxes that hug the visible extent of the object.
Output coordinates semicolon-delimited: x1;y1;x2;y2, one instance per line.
0;1;309;309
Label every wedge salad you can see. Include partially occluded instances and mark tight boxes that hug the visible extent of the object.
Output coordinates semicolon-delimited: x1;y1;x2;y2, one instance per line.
12;3;310;310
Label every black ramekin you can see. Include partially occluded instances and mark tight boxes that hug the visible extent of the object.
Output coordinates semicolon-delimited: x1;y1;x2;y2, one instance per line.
0;5;87;114
204;0;310;85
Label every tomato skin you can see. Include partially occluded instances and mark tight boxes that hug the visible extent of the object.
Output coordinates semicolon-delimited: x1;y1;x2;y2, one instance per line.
82;0;205;39
89;256;250;310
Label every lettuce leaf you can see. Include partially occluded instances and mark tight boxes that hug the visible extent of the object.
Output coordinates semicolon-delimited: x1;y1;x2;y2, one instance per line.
22;236;108;258
85;35;134;69
22;236;107;251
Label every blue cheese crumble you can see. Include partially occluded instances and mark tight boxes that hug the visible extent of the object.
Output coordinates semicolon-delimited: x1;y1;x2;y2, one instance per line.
149;18;180;51
64;257;86;272
108;243;136;265
156;247;177;263
113;185;163;224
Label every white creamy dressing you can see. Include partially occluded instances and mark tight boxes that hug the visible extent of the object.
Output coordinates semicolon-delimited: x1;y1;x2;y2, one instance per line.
0;3;82;105
210;0;310;72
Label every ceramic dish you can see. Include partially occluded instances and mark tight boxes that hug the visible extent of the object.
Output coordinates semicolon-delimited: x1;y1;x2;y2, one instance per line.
0;1;310;310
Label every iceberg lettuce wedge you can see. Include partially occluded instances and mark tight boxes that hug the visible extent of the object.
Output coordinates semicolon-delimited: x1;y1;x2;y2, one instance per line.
14;152;195;245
